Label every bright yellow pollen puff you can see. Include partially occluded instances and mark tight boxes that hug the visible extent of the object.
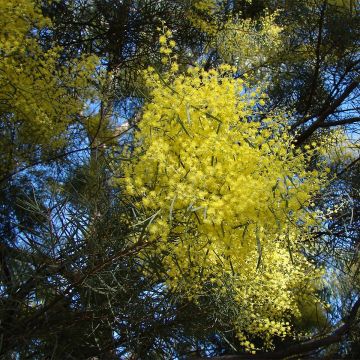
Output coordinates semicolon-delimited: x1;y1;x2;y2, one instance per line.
170;63;179;73
159;35;167;44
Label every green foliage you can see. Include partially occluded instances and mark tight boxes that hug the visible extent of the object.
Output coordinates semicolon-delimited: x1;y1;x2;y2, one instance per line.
0;0;359;359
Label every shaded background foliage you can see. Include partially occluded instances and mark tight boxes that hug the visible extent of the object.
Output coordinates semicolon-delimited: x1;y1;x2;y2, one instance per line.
0;0;359;359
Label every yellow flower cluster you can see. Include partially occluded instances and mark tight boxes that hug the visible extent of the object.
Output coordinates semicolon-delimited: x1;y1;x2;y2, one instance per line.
157;25;177;67
0;0;98;150
186;0;222;35
215;12;283;74
122;63;328;350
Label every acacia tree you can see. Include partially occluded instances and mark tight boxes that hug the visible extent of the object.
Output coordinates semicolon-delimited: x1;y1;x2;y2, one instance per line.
0;0;359;359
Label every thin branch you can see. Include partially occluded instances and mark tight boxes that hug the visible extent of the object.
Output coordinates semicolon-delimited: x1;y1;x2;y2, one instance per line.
0;124;134;184
319;117;360;127
295;80;359;145
194;298;360;360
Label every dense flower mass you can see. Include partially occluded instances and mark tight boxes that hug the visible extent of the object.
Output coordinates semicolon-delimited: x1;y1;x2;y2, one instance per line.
123;62;328;350
0;0;97;150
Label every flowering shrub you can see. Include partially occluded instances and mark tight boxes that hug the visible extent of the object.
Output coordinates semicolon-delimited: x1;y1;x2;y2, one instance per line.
121;51;329;351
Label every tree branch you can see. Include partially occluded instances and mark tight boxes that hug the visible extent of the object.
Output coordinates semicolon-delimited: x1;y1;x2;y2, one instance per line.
319;117;360;127
295;80;359;145
195;298;360;360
